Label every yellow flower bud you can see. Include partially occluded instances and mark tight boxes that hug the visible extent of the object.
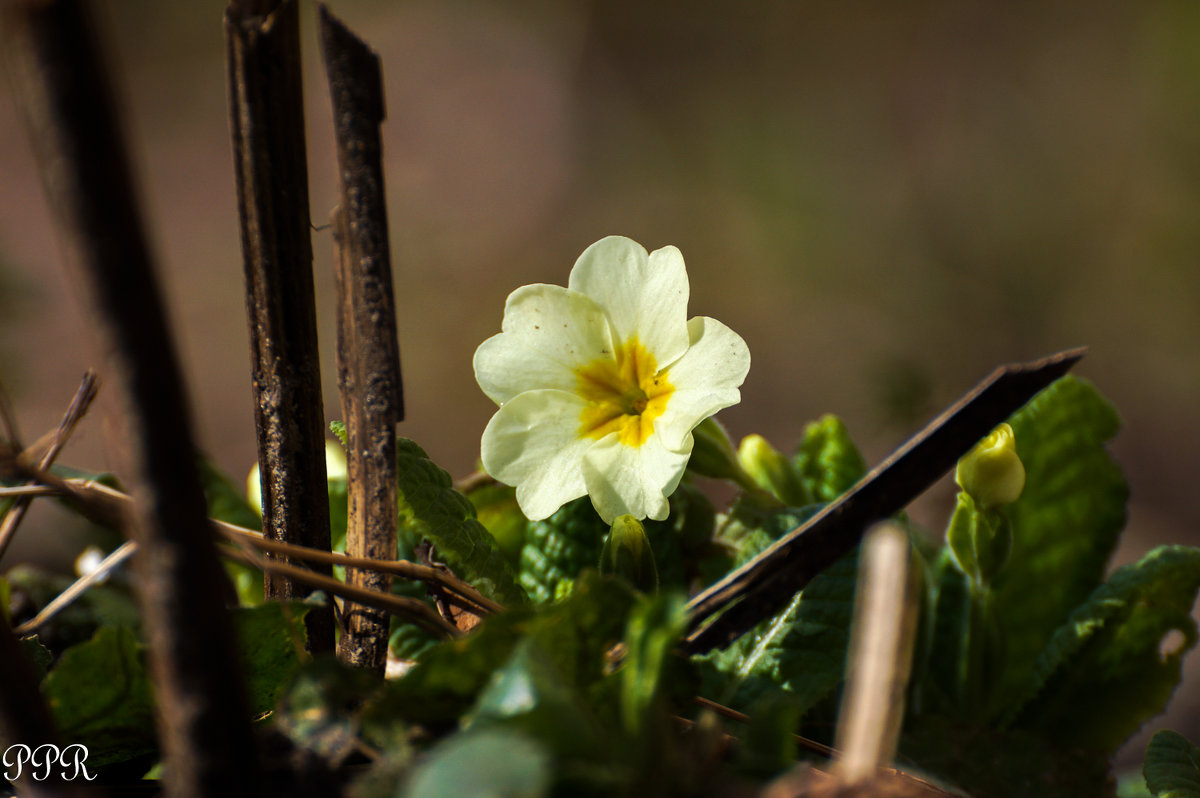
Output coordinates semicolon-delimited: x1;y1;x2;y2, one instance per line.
955;423;1025;510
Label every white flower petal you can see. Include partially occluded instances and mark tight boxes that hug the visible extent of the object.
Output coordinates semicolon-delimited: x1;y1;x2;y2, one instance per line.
480;389;591;520
581;433;691;523
473;284;614;405
655;317;751;451
568;236;689;365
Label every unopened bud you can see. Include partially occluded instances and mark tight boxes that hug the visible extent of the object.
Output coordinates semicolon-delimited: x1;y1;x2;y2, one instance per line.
600;515;659;593
955;423;1025;510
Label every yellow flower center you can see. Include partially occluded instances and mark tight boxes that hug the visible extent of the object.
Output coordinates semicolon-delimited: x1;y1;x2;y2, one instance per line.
576;337;674;447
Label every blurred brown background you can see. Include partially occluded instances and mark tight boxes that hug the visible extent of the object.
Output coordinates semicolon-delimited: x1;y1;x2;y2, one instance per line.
1;0;1197;773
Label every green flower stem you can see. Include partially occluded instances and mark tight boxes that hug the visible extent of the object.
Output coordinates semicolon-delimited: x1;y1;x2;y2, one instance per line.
962;580;995;721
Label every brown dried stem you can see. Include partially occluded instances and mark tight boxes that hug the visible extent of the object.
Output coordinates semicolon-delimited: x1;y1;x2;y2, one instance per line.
225;0;335;653
0;371;98;564
320;4;405;675
0;467;500;635
1;1;259;793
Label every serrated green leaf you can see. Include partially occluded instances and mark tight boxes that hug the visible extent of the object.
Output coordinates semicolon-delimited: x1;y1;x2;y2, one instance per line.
700;520;856;716
792;415;868;503
1006;545;1200;752
396;438;524;605
234;600;311;716
42;626;157;767
1144;730;1200;798
20;634;53;681
466;482;526;563
990;376;1129;711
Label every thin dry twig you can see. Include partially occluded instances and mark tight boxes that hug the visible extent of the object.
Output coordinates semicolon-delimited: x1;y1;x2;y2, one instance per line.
0;372;98;563
1;467;498;635
692;696;836;759
13;539;138;636
220;541;458;639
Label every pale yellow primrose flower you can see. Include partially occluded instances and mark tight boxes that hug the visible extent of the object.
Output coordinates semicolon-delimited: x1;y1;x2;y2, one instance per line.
474;236;750;524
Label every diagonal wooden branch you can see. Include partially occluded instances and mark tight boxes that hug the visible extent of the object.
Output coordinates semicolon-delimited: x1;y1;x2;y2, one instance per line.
0;371;98;564
320;4;405;675
1;1;260;794
684;347;1085;655
225;0;335;653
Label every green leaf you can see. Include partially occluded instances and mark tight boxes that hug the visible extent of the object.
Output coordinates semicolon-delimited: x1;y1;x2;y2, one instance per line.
519;497;608;604
1144;730;1200;798
197;456;264;606
402;729;551;798
901;716;1115;798
618;591;689;738
20;635;53;681
42;626;157;767
6;564;140;653
466;482;527;562
468;638;613;762
1006;545;1200;752
396;438;525;605
701;504;852;714
792;414;868;503
197;456;262;531
234;600;312;716
372;572;638;728
990;375;1129;710
916;549;972;714
274;656;384;766
330;420;348;447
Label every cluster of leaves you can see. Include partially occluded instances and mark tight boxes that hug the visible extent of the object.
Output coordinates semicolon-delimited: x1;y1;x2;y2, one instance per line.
5;376;1200;796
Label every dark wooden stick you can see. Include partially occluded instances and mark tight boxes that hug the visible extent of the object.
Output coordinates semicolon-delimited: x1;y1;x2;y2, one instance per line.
1;1;260;794
225;0;335;653
320;4;404;675
684;348;1085;655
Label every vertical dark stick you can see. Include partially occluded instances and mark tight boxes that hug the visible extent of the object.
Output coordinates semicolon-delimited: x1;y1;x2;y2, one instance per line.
225;0;334;653
320;5;404;674
1;1;259;795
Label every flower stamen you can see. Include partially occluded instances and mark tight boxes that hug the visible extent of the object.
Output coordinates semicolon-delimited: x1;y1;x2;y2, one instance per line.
577;337;673;447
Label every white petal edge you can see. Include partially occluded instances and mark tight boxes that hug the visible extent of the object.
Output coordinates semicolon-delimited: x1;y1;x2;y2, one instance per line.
473;284;615;405
567;236;690;367
480;389;592;520
581;432;692;524
654;316;751;451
